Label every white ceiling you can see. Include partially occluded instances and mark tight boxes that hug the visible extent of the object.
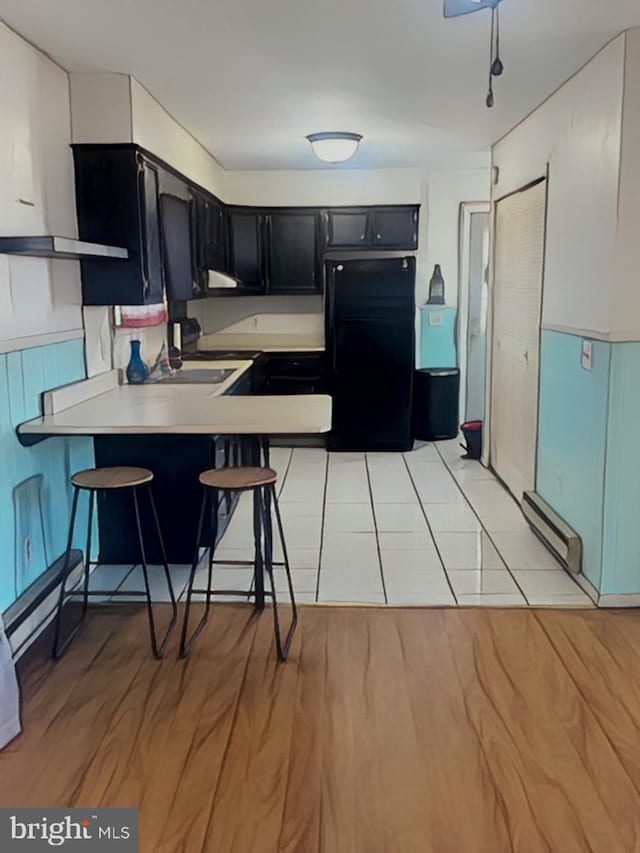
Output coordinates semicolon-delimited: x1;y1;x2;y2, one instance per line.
1;0;640;171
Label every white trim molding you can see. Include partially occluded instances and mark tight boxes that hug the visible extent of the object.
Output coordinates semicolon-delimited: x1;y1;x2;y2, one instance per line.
0;328;84;355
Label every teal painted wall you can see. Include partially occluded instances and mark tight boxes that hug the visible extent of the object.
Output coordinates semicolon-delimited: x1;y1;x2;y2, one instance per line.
536;330;610;591
419;306;458;369
601;343;640;595
0;338;95;612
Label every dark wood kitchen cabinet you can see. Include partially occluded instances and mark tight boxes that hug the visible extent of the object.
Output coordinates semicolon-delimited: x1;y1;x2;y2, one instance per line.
228;208;266;292
325;205;419;251
253;351;326;394
266;211;322;294
73;146;165;305
325;209;369;248
194;193;227;274
370;206;419;249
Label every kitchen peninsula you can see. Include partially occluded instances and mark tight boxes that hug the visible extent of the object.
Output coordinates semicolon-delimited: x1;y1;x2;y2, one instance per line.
18;368;331;564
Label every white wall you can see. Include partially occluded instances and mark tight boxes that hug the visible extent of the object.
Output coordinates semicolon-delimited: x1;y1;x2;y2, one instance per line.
70;74;226;199
69;73;133;144
0;24;83;347
492;34;626;339
612;29;640;340
421;169;490;308
129;79;226;199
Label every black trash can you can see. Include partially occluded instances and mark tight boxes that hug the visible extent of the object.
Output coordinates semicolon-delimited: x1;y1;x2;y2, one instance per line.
412;368;460;441
461;420;483;460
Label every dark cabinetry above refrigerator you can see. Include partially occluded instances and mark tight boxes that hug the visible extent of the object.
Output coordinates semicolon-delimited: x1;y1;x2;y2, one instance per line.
325;206;419;250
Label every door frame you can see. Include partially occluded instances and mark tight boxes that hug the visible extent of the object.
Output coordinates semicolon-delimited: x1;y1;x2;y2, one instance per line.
457;202;490;424
484;172;549;490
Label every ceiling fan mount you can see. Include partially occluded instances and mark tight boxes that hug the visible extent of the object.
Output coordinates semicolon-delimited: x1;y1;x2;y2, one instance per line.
443;0;502;18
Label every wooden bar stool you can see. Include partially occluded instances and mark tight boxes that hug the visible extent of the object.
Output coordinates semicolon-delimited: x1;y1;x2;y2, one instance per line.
180;466;297;662
52;466;178;661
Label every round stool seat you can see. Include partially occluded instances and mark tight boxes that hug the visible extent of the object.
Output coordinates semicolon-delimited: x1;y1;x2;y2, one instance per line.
199;466;277;491
71;466;154;490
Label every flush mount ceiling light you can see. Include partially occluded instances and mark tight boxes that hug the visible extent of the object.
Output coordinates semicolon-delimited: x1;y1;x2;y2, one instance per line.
306;132;363;164
443;0;506;108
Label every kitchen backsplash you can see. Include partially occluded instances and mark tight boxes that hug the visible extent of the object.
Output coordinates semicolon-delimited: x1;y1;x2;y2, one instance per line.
191;294;323;334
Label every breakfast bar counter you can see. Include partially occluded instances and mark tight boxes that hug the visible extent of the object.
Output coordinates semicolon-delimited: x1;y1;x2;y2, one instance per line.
17;371;331;565
18;384;332;438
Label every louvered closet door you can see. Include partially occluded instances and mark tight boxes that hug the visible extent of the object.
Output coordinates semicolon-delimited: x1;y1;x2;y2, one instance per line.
490;179;546;500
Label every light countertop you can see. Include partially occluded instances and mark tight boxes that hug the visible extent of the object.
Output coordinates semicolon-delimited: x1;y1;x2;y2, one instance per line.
197;332;325;353
19;382;332;438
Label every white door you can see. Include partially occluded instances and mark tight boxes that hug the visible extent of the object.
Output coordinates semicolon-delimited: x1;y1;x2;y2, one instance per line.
490;179;546;500
458;203;490;423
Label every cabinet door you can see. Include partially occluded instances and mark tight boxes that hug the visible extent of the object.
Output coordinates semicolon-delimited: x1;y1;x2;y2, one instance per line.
137;155;165;303
267;211;321;293
205;198;227;272
370;207;419;250
326;210;369;248
229;210;265;291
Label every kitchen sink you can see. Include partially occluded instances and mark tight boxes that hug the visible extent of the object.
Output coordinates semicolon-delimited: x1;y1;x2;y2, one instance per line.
157;368;236;385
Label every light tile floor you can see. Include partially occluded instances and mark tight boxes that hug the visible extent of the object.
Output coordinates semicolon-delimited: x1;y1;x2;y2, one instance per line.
93;441;594;608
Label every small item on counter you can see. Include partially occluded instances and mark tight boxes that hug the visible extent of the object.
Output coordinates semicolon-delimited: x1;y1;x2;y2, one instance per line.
126;339;149;384
148;341;173;382
427;264;445;305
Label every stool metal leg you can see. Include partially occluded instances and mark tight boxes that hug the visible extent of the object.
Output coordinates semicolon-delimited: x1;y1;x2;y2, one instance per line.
261;483;298;662
82;489;95;618
133;486;174;660
147;484;178;656
180;488;218;657
52;485;83;660
253;484;265;612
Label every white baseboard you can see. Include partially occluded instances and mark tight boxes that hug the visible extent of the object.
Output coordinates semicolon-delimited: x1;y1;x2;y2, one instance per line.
573;572;600;605
597;593;640;608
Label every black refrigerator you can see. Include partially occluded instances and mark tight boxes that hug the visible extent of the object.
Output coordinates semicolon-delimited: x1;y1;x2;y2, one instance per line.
325;256;415;451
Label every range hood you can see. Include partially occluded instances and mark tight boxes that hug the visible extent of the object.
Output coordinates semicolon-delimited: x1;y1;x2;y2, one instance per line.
0;236;128;260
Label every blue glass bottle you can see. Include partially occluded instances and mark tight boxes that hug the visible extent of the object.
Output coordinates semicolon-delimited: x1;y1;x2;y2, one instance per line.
126;339;148;384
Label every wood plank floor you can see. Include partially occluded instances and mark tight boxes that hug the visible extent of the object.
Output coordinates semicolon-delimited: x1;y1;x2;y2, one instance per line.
3;603;640;852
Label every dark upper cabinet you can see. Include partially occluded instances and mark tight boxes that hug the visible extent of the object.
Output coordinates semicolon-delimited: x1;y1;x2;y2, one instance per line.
138;157;165;304
195;194;227;273
325;205;419;251
370;206;419;249
73;146;166;305
325;210;369;248
266;211;322;294
228;209;266;292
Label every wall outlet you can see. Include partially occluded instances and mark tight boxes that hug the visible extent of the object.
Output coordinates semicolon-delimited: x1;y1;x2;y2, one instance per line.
428;311;443;327
23;535;32;567
581;340;593;371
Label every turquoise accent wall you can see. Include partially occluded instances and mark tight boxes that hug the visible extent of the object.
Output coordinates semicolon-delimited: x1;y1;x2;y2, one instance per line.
536;330;610;591
419;306;458;368
601;343;640;595
0;338;95;612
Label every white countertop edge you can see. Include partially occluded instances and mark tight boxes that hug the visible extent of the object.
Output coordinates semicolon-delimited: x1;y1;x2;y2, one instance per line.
18;385;333;436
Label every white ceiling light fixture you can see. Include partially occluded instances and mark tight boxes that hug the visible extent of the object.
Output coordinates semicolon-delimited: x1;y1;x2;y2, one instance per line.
306;132;363;164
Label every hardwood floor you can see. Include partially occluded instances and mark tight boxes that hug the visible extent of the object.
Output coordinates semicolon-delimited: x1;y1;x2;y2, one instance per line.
3;604;640;852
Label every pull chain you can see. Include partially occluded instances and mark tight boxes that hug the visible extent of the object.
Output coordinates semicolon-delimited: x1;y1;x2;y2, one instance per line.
492;3;504;77
486;2;504;108
486;6;496;108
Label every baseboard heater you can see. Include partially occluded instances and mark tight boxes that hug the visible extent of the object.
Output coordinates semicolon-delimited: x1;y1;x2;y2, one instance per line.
4;550;83;653
522;492;582;575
